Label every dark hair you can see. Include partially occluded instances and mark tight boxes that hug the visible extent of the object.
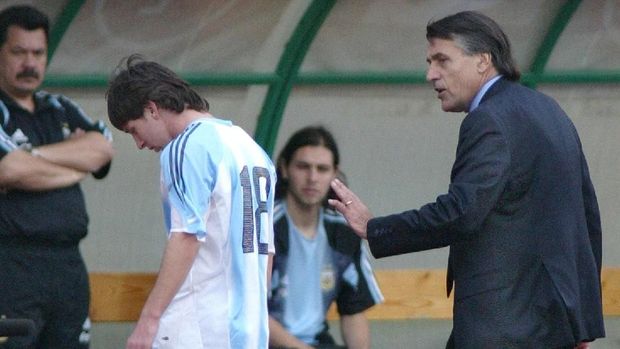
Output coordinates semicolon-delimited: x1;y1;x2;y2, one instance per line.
426;11;520;81
0;5;49;46
275;126;340;201
106;54;209;130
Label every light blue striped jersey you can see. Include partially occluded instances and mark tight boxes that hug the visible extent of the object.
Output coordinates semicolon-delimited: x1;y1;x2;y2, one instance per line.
269;201;384;345
159;116;276;348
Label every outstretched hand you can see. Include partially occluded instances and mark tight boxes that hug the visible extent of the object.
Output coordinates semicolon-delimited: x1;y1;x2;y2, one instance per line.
328;178;373;239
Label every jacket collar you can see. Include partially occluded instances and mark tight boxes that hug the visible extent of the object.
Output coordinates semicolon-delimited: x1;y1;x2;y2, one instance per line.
0;88;54;114
477;77;514;107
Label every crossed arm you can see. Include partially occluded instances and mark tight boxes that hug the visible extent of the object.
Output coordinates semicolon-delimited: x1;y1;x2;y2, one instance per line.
0;130;113;191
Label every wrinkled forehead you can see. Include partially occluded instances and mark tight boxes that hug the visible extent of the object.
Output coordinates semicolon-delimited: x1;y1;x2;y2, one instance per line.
427;37;465;51
426;37;465;60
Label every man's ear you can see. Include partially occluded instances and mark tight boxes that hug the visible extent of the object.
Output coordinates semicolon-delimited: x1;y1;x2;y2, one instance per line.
477;52;493;73
146;101;159;119
279;164;288;179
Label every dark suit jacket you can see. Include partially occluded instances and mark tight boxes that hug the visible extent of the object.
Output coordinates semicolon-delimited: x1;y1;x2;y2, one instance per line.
366;78;605;348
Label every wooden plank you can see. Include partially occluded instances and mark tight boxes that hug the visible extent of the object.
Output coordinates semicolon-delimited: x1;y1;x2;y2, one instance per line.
89;272;156;322
602;268;620;316
329;269;454;320
89;268;620;322
329;268;620;320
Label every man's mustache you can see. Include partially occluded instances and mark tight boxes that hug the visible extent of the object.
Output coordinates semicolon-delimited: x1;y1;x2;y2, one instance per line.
16;69;40;79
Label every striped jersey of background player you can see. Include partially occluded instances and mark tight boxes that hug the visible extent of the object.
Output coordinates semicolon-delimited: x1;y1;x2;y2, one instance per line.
268;126;383;349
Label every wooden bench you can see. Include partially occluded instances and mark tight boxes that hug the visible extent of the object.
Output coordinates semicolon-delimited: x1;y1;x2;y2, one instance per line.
89;268;620;322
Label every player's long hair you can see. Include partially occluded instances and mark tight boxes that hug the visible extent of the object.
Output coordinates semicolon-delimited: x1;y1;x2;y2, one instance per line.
275;126;340;206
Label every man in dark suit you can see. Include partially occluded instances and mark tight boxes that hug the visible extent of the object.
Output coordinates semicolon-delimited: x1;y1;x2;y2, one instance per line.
328;11;605;349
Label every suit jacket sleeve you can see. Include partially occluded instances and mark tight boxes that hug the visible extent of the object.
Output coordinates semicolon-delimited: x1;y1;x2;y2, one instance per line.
579;141;602;274
367;110;511;258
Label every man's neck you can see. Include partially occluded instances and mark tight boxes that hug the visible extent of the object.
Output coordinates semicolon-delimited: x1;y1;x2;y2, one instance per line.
1;88;36;113
166;109;211;137
286;197;320;239
14;95;35;113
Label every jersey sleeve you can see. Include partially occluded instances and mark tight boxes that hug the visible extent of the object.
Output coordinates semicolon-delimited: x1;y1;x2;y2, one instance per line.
0;100;18;160
57;95;113;141
0;125;17;161
336;242;384;315
160;126;217;239
56;95;113;178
